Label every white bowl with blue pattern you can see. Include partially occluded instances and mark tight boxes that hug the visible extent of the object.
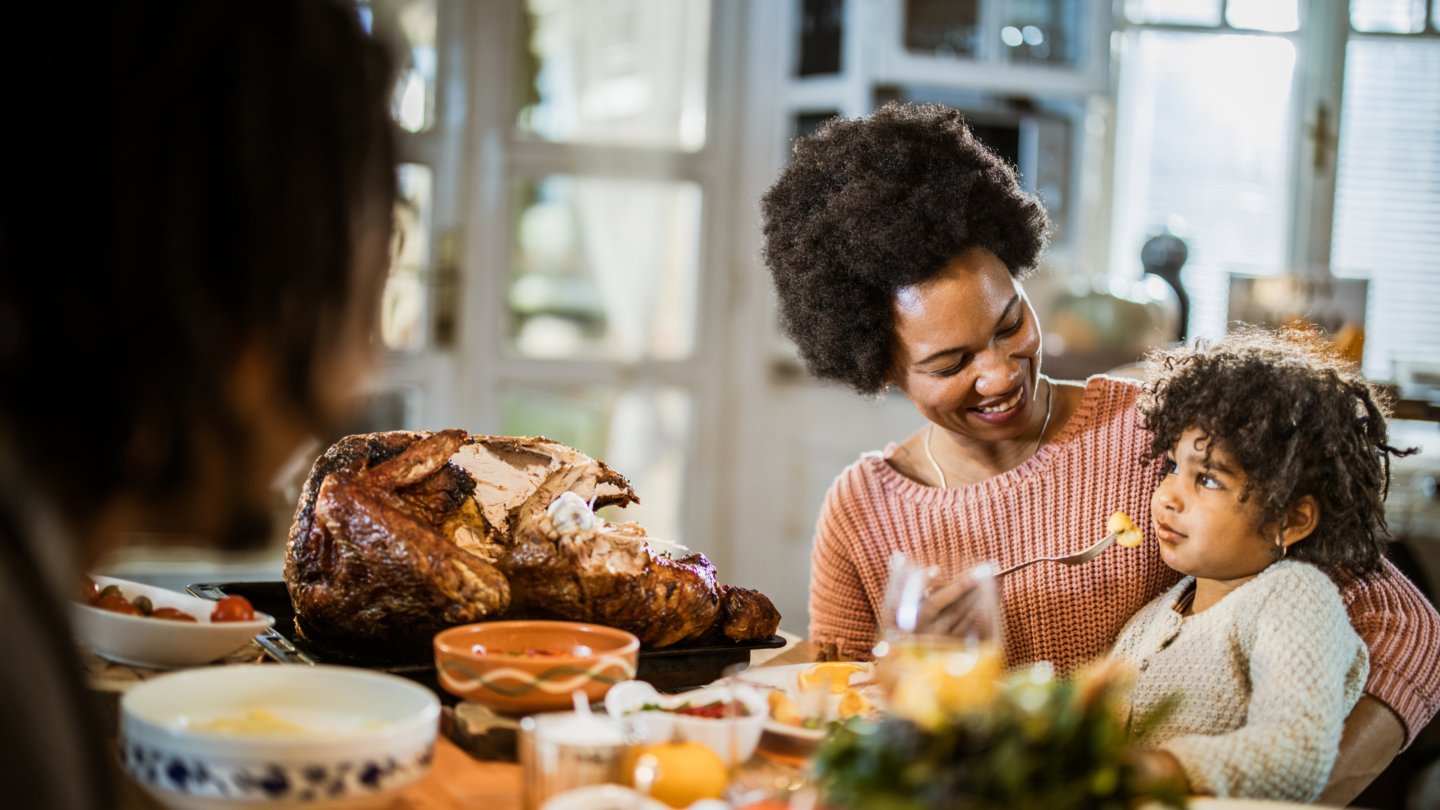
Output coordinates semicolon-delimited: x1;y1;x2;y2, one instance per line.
120;665;440;810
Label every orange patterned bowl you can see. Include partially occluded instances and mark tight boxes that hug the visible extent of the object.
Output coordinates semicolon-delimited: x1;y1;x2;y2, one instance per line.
433;621;641;715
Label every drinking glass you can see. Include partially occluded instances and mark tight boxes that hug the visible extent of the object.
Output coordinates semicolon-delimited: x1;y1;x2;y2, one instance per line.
877;556;1004;721
519;712;644;810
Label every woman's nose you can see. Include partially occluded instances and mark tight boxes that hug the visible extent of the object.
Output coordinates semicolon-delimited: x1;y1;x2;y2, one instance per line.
973;348;1022;397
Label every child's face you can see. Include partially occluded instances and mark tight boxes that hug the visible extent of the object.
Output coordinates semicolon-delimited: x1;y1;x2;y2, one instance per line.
1149;426;1277;581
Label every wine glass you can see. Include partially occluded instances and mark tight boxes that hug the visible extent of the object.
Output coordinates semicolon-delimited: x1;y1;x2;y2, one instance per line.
877;555;1004;721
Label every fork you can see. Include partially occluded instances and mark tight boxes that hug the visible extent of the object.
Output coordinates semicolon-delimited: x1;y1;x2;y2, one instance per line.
995;532;1120;578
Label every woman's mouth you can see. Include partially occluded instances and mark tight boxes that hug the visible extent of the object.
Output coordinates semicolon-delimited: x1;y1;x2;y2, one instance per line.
1154;519;1187;543
969;384;1027;425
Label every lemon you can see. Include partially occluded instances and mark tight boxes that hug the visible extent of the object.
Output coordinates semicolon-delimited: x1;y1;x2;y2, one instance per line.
632;740;728;809
1108;510;1144;548
798;662;868;694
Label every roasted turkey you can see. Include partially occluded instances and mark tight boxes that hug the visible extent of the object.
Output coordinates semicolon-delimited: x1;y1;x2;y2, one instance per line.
284;430;780;657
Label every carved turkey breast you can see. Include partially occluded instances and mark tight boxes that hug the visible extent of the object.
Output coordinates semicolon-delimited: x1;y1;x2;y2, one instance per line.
284;430;779;658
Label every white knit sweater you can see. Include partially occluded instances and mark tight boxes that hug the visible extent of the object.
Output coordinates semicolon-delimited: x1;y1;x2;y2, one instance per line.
1110;560;1369;802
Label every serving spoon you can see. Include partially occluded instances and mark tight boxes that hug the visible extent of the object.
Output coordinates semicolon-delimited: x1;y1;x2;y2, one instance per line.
994;531;1120;578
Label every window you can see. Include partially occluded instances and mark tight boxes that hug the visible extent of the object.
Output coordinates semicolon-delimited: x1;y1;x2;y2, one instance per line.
463;0;731;548
1332;6;1440;380
517;0;711;152
1112;0;1440;379
1110;7;1300;340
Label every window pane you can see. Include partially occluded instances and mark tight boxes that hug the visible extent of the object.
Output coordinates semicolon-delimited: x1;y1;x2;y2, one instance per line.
1331;39;1440;380
797;0;844;76
518;0;710;152
509;175;702;362
381;163;433;352
374;0;437;133
1002;0;1085;67
1112;31;1296;340
1350;0;1428;33
1226;0;1299;32
905;0;980;58
1123;0;1222;27
501;384;692;544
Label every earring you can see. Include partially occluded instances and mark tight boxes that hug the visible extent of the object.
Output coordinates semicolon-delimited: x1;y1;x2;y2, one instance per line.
1271;538;1287;559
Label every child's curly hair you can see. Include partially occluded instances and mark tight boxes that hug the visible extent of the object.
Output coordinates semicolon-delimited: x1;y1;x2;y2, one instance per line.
1137;327;1414;576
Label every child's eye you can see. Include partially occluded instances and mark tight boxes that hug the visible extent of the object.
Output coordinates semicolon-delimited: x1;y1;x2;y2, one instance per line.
1162;458;1177;475
1198;473;1223;490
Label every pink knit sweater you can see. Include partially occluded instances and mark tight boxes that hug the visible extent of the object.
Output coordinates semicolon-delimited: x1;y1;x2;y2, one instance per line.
809;375;1440;743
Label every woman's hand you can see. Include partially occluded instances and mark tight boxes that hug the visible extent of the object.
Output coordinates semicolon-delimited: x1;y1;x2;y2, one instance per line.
914;576;995;637
1128;749;1191;796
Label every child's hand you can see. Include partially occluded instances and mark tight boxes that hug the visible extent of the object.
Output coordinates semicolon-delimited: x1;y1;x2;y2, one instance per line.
1126;748;1191;796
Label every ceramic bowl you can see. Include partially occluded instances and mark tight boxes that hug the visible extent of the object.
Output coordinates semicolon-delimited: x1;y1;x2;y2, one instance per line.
433;620;640;715
73;575;274;669
120;664;439;810
604;680;767;766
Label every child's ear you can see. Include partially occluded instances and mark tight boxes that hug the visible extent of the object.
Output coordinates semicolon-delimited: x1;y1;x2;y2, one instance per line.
1280;495;1320;549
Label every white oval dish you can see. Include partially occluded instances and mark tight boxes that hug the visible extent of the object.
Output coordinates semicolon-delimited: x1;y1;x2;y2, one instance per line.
603;680;767;767
120;665;440;810
73;575;274;669
538;784;672;810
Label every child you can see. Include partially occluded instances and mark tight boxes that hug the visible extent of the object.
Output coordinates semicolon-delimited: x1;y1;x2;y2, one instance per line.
1110;328;1412;802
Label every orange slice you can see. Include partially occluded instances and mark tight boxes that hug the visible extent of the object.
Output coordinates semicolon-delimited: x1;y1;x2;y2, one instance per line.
799;662;868;694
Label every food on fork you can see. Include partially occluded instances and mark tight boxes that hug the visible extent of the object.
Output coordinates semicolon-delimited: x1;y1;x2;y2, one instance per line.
1107;511;1145;548
284;430;780;657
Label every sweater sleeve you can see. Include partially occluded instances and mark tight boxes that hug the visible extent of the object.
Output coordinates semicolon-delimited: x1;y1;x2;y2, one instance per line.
1162;569;1369;802
808;471;879;660
1331;559;1440;747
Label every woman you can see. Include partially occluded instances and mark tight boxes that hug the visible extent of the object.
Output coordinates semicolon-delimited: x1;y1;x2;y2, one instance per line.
760;103;1438;801
0;2;395;807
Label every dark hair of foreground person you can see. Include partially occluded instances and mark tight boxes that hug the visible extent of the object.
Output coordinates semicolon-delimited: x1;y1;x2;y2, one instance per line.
761;102;1051;394
0;3;396;809
1;0;395;550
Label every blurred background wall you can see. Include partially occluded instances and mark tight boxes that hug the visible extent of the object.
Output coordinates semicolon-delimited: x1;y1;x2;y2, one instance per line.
106;0;1440;658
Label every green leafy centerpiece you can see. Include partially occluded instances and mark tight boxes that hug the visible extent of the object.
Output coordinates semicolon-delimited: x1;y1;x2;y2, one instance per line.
814;658;1186;810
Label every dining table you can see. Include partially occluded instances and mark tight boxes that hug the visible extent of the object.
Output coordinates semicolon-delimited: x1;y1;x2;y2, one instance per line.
84;631;821;810
83;635;1326;810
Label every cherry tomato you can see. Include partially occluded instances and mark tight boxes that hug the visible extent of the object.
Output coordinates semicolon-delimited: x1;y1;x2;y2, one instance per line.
80;576;99;605
96;593;144;616
151;607;198;622
210;595;255;623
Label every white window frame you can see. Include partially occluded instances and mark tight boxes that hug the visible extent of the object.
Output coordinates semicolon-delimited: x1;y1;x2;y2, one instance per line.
377;0;748;563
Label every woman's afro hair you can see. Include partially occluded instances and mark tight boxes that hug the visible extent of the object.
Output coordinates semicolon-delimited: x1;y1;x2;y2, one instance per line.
1138;327;1414;576
760;102;1051;395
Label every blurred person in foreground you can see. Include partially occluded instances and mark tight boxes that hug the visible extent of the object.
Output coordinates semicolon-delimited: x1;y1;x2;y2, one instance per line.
0;2;395;807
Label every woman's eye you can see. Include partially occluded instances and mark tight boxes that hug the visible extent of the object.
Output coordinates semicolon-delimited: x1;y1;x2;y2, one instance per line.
933;357;968;377
998;311;1025;338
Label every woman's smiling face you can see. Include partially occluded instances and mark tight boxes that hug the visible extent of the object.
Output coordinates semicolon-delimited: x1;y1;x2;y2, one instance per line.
888;247;1044;444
